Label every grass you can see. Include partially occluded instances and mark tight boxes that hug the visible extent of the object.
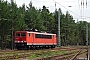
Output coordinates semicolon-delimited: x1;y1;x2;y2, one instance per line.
0;49;68;60
81;51;87;54
28;50;67;59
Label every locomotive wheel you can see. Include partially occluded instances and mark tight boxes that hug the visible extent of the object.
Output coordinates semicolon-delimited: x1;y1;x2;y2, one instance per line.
16;46;22;50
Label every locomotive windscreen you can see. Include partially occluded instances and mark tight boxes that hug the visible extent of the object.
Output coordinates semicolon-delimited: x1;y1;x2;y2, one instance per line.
15;33;26;37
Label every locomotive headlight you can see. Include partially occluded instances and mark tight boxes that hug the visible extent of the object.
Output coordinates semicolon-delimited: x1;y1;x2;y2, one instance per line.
15;40;26;43
18;41;20;43
23;41;26;42
21;41;26;43
14;41;20;43
15;41;17;43
21;41;23;43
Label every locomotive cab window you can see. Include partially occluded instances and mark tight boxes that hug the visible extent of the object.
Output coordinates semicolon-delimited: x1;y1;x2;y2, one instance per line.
21;33;26;36
28;33;30;37
16;33;20;36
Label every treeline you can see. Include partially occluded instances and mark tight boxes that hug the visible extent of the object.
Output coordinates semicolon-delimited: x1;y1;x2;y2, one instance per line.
0;0;90;49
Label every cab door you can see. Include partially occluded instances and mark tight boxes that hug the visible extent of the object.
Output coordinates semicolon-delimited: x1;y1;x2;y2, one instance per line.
32;33;34;45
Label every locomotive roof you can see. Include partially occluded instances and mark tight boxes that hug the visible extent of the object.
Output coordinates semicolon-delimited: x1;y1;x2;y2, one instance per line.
29;32;56;35
15;31;56;35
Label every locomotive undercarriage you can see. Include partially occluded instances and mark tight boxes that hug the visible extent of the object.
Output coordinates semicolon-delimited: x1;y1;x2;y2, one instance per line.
15;43;56;50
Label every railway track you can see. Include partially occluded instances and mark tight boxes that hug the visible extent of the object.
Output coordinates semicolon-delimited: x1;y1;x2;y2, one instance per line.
71;49;87;60
34;48;87;60
0;46;88;60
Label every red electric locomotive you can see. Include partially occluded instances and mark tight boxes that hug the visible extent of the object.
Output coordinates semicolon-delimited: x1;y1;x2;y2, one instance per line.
14;30;57;50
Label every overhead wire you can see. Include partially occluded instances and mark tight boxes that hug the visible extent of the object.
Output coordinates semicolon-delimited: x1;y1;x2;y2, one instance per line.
80;0;84;20
82;0;85;20
83;0;84;8
53;0;90;21
78;0;82;20
33;0;81;18
86;0;87;8
52;0;81;17
33;0;90;20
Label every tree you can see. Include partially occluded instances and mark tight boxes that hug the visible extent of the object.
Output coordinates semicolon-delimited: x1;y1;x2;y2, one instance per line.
77;21;87;45
60;11;76;46
0;0;90;49
0;0;11;49
25;3;45;31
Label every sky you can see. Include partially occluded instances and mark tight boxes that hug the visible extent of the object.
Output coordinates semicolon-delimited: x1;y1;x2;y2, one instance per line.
5;0;90;22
